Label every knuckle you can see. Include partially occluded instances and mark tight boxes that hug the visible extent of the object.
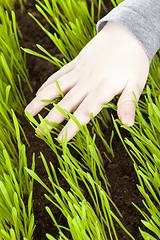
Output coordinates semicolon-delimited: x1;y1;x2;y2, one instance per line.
37;89;47;100
78;105;90;118
61;95;72;107
60;65;67;74
118;99;136;109
38;86;53;100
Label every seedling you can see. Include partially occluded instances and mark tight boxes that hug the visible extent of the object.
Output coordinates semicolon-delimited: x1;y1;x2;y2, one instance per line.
0;2;35;239
22;0;160;239
1;0;24;12
110;52;160;239
22;0;106;65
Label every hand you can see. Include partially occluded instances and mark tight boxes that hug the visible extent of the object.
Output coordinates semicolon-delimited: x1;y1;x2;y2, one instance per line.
25;21;150;141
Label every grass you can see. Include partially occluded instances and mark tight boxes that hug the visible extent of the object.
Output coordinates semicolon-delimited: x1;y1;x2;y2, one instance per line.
22;0;105;66
0;1;35;239
0;5;30;157
0;111;35;240
109;51;160;239
0;7;31;112
25;109;135;240
23;0;160;239
109;0;124;7
1;0;160;239
1;0;24;11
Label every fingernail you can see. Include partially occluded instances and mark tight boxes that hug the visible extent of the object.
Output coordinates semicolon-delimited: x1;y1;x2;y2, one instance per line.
57;133;62;141
124;114;134;126
25;106;34;115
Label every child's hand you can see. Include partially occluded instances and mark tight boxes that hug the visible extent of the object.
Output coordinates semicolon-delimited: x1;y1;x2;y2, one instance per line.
25;21;150;141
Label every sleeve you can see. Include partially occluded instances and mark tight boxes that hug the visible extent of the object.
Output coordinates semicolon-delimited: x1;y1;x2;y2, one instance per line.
96;0;160;62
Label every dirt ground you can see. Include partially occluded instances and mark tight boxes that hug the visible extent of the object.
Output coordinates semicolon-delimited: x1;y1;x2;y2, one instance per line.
15;1;149;239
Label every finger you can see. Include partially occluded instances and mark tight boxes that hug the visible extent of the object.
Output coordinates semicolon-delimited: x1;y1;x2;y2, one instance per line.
117;80;145;126
25;68;80;116
36;60;75;95
58;88;114;141
41;84;88;130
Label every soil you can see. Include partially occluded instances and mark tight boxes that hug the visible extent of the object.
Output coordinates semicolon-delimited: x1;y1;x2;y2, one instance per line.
14;1;150;239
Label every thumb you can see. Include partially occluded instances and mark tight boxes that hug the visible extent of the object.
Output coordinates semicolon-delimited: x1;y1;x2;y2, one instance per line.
117;82;144;127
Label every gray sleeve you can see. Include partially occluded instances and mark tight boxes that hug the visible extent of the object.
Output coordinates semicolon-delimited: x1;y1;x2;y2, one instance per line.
96;0;160;62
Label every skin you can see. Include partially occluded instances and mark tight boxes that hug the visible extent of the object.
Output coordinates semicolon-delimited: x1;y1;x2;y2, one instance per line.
25;21;150;141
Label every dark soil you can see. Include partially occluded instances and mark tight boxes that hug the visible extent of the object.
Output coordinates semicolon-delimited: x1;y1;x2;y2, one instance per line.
15;1;148;239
